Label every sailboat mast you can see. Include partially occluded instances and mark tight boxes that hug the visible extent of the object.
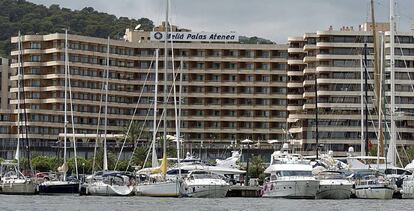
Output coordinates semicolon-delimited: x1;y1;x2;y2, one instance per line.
370;0;384;156
377;32;384;167
364;43;369;156
360;56;365;156
152;49;159;168
63;29;68;181
16;31;22;170
172;46;182;178
179;57;183;164
389;0;396;166
103;37;110;171
314;70;319;159
162;0;169;179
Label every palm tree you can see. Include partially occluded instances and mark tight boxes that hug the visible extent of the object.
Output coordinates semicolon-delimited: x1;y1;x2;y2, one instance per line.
121;121;150;149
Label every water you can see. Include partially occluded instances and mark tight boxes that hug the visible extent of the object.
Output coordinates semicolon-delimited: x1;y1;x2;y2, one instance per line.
1;195;414;211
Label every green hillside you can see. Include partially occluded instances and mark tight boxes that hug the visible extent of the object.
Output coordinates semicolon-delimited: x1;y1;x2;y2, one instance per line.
0;0;274;58
0;0;154;57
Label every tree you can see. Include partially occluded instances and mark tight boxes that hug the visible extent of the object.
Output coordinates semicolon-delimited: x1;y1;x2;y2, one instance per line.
94;148;117;171
248;155;266;184
0;0;155;57
131;146;148;168
67;157;92;174
121;121;149;149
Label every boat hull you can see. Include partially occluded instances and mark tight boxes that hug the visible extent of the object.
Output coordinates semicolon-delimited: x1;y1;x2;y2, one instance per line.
136;181;180;197
262;180;319;199
182;184;229;198
0;179;37;195
87;182;134;196
355;187;394;199
402;179;414;199
38;181;79;194
316;180;352;199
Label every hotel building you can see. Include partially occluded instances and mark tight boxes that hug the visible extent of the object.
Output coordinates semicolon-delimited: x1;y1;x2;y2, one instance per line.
287;23;414;154
3;22;414;158
4;27;288;158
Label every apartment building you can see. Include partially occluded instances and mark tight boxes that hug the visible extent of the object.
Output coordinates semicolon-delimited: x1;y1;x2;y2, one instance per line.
0;58;10;109
287;23;414;155
0;58;13;158
5;30;288;158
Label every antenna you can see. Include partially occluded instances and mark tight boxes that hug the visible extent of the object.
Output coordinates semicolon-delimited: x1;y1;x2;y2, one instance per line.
134;24;141;31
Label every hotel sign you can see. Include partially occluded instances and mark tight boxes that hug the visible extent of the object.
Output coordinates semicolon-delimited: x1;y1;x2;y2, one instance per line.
150;32;239;42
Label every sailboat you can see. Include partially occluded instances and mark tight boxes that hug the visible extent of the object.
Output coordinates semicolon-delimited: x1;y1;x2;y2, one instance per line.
136;0;186;196
135;46;181;197
0;31;37;195
354;2;394;199
85;37;134;196
38;29;80;194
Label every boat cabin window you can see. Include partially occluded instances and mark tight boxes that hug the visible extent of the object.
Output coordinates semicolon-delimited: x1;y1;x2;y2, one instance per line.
167;169;189;175
279;171;312;177
384;169;412;175
191;172;221;180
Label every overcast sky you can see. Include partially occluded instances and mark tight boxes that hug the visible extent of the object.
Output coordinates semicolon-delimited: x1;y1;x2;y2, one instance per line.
29;0;414;43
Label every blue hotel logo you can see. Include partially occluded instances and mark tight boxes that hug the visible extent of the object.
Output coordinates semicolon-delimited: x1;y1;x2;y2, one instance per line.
154;32;163;40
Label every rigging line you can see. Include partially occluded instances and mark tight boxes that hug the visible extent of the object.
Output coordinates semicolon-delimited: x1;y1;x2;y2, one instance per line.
92;70;106;173
67;58;79;178
362;56;381;141
114;53;156;170
169;14;182;176
395;36;414;96
391;34;413;161
19;33;32;171
16;32;22;172
139;62;183;170
382;111;403;166
125;100;153;172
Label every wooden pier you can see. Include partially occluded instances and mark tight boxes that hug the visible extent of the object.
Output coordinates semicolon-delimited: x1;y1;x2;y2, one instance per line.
226;185;262;197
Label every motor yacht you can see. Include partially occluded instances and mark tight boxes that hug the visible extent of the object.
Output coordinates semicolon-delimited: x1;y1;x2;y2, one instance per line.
262;144;319;199
180;170;230;198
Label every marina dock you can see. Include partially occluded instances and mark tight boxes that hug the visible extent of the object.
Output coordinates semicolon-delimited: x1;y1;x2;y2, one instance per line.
226;186;262;197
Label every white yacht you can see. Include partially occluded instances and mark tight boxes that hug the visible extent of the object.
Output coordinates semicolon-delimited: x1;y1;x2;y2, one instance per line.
354;172;394;199
180;170;230;198
176;151;246;183
135;159;181;197
401;161;414;199
135;174;181;197
0;161;36;194
315;171;352;199
86;172;134;196
401;174;414;199
262;144;319;199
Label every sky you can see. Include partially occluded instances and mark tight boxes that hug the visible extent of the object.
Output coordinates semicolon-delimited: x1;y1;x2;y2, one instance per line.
29;0;414;43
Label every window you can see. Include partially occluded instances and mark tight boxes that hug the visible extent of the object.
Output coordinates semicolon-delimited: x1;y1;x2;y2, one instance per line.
30;42;41;49
262;75;270;82
212;63;220;69
32;92;40;99
246;63;254;70
30;55;41;62
212;75;220;81
29;68;41;74
246;75;254;82
196;63;204;69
